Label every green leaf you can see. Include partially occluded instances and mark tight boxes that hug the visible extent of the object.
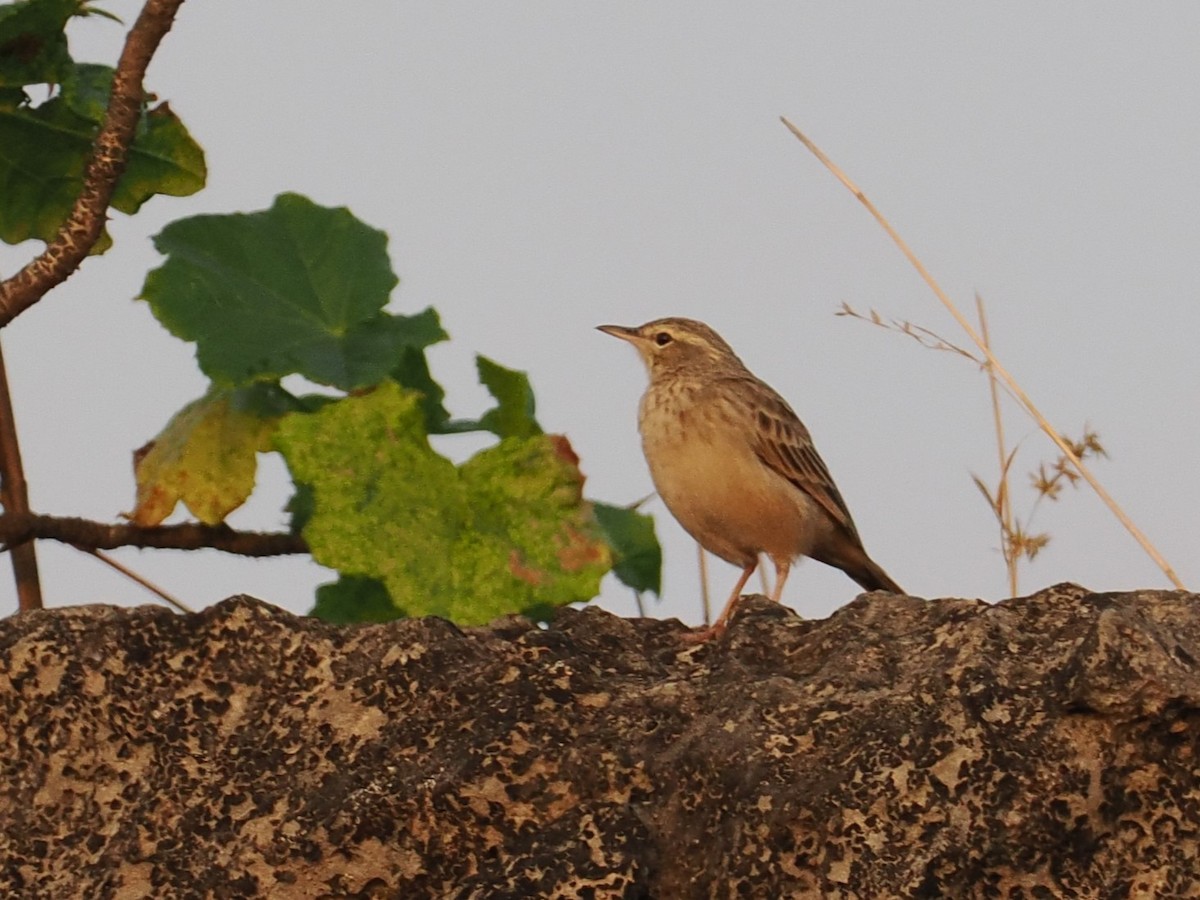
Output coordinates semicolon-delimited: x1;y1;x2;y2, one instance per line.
285;482;315;535
392;346;451;434
475;355;542;439
275;381;610;625
141;193;428;390
77;4;121;24
0;98;92;245
0;86;27;110
224;380;305;418
129;384;281;526
385;307;453;432
593;501;662;596
0;68;205;249
311;576;399;624
113;100;206;214
58;61;109;120
390;305;449;350
0;0;77;89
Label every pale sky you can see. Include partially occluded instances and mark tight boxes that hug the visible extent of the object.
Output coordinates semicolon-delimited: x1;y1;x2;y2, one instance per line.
3;4;1198;623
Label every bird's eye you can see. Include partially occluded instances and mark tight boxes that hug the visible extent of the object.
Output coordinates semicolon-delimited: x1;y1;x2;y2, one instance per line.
654;332;673;347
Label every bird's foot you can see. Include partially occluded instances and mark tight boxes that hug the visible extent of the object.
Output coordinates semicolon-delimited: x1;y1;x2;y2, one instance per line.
679;621;727;644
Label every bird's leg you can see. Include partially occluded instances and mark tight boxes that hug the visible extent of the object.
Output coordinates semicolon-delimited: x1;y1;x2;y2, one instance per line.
682;560;757;642
770;559;791;603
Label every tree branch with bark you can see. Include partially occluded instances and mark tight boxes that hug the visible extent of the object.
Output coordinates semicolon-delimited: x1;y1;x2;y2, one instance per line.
0;513;306;557
0;0;188;325
0;0;189;610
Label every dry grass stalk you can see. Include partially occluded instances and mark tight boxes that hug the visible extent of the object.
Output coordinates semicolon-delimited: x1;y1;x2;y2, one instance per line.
782;116;1184;591
976;296;1016;593
842;296;1105;594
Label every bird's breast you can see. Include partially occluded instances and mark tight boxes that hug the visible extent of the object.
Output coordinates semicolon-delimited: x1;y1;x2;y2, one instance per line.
636;383;823;565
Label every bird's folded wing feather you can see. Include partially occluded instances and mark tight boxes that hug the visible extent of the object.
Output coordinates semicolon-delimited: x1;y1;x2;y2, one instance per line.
736;379;863;542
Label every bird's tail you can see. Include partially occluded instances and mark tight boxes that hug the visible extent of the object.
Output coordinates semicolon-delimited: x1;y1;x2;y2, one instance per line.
851;557;904;595
817;541;905;595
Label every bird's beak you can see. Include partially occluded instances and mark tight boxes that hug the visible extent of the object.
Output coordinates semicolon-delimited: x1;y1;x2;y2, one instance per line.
596;324;641;343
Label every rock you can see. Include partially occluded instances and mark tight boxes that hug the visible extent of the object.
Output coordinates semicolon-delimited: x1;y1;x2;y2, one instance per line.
1;584;1198;898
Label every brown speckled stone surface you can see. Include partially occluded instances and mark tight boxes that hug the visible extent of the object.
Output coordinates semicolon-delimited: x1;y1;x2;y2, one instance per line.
1;584;1199;898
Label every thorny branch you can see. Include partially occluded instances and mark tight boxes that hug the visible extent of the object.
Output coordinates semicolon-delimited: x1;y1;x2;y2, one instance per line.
0;0;189;610
0;0;189;326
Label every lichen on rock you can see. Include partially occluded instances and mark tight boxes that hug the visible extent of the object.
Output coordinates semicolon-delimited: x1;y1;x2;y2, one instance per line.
1;584;1198;898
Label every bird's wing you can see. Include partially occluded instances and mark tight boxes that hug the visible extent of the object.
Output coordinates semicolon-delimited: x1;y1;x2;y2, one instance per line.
732;375;863;543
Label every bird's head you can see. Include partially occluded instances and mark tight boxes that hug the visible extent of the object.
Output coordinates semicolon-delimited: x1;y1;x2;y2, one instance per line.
596;317;744;379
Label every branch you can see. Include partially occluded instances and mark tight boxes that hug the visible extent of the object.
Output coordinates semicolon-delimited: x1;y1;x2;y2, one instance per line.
0;342;42;609
0;513;307;557
0;0;189;327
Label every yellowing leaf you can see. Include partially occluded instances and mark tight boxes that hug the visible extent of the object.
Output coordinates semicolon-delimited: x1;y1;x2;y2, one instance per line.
275;382;611;625
129;386;279;526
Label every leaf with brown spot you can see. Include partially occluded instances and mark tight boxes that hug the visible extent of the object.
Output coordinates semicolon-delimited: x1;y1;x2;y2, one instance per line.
276;382;611;625
129;386;280;526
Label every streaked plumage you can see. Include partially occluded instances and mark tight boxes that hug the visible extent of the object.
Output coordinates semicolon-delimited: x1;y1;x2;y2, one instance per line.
598;316;902;639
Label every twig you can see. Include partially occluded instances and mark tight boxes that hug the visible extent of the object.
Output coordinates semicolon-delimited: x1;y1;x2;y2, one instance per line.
838;302;982;365
81;547;194;613
0;513;306;556
0;0;189;327
780;116;1186;590
0;341;42;609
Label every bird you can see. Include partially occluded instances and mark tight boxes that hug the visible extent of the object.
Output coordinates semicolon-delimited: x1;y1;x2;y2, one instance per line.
597;316;903;639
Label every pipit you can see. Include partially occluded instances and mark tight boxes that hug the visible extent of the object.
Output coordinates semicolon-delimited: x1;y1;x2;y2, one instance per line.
598;317;903;639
